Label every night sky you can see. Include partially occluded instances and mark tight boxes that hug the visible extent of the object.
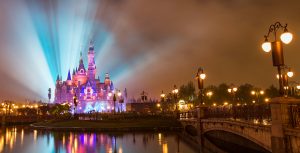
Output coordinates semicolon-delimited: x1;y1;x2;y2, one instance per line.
0;0;300;101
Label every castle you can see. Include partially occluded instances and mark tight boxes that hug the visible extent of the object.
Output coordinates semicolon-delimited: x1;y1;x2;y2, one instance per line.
54;42;126;113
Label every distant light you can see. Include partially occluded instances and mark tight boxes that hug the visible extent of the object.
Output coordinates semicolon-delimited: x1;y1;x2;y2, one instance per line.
156;103;161;107
179;100;185;105
200;73;206;80
297;85;300;90
280;32;293;44
252;101;256;104
251;91;255;95
233;87;237;92
260;90;264;95
206;91;213;96
213;103;217;107
224;102;228;106
265;98;270;103
174;89;179;94
287;71;294;78
262;42;271;52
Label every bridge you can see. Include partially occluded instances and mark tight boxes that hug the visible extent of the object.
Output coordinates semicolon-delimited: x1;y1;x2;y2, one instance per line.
179;97;300;153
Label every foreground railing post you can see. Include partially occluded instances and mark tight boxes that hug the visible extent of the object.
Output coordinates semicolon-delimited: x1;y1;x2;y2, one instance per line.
270;97;300;153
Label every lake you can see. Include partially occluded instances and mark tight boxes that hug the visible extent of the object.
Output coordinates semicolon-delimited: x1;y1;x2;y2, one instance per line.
0;126;205;153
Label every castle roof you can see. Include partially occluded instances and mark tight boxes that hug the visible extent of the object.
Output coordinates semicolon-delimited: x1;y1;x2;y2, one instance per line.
78;52;86;72
67;70;71;80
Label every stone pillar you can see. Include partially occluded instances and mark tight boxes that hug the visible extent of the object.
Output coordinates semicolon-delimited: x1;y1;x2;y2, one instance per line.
197;105;207;153
270;97;300;153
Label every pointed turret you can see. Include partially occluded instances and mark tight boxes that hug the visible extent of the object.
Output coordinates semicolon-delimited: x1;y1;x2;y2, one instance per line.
67;70;71;80
89;40;94;51
110;81;114;90
78;52;86;74
105;73;110;79
56;75;60;81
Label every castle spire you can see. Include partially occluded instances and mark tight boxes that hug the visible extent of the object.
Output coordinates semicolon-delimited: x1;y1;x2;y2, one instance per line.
67;69;71;80
89;40;94;51
105;73;110;79
56;75;60;81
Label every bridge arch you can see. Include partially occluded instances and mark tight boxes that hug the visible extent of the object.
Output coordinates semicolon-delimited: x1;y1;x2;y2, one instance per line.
202;120;272;152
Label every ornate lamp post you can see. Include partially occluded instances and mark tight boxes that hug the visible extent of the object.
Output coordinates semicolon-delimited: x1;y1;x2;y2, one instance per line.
277;66;294;96
117;90;123;112
206;91;213;104
172;85;179;111
228;87;238;104
196;67;206;106
160;91;166;112
160;90;166;102
262;22;293;96
251;89;264;103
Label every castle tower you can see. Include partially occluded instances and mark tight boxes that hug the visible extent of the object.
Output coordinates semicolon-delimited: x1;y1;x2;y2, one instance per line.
104;73;111;86
87;41;96;80
66;69;72;86
75;52;88;86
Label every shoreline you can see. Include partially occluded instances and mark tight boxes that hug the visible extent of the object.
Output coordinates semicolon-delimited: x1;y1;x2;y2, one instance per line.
30;119;183;132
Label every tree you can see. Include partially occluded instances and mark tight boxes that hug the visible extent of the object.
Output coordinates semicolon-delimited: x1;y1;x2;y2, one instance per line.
214;83;231;105
39;105;50;115
178;81;196;102
265;85;279;98
203;85;218;105
236;83;254;104
50;104;70;116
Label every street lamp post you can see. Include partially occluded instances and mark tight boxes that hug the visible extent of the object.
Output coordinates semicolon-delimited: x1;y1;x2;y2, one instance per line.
262;22;293;96
251;89;264;103
228;87;238;104
206;91;213;105
281;66;294;96
160;90;166;102
196;67;206;106
117;90;123;112
172;85;179;111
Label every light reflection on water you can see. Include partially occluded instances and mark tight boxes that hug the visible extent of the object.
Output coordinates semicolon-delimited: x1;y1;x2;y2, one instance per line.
0;126;199;153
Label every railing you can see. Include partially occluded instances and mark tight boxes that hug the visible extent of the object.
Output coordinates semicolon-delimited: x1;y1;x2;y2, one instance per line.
179;104;271;125
179;111;197;120
205;104;271;122
288;104;300;128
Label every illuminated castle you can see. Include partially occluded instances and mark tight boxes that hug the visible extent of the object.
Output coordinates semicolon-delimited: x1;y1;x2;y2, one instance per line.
54;42;126;113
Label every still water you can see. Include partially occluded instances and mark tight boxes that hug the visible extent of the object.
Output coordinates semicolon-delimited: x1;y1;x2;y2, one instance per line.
0;126;201;153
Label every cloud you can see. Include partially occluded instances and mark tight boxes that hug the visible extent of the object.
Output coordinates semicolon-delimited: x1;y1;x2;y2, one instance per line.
0;0;300;100
95;0;300;98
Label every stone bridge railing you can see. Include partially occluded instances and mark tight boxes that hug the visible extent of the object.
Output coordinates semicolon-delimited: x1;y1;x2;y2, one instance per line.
179;97;300;153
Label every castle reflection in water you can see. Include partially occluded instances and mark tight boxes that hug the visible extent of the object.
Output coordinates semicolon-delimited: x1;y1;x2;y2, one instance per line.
0;127;199;153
